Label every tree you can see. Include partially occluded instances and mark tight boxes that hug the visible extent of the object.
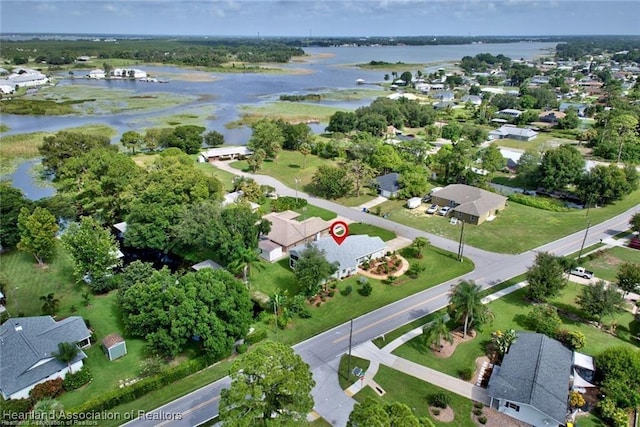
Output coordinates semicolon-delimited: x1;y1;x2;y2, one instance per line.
39;131;111;175
0;183;33;249
17;207;59;266
525;252;567;302
121;268;252;358
299;142;312;169
368;145;403;175
538;145;584;191
326;111;357;133
630;212;640;233
348;398;424;427
293;244;338;296
596;346;640;409
347;160;373;198
576;164;634;206
228;246;264;285
279;122;312;151
617;262;640;296
422;314;453;352
120;130;143;154
412;237;429;258
203;130;224;147
61;216;122;293
398;168;430;198
248;119;284;160
312;165;353;199
247;148;266;172
40;293;60;316
448;280;491;338
170;125;206;154
525;304;562;337
53;342;80;373
219;341;315;426
480;144;506;174
577;281;625;324
557;108;580;130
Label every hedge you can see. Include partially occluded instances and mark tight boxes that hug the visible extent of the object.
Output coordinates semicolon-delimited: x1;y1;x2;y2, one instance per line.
70;358;208;413
30;378;64;402
63;367;93;391
508;193;570;212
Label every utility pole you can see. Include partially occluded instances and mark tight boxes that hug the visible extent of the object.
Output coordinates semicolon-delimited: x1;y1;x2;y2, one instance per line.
577;220;592;262
295;177;300;204
457;220;465;262
347;318;353;381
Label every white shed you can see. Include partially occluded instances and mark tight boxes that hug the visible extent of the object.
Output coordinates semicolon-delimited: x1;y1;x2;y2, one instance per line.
407;197;422;209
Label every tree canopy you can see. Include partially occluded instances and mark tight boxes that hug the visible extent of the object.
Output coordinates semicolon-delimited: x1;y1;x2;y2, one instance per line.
219;341;315;426
525;252;567;302
17;206;59;266
293;244;338;296
448;280;491;337
39;131;112;175
0;183;33;249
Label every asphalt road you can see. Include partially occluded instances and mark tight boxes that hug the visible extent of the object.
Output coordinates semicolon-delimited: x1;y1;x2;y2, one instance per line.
123;164;639;427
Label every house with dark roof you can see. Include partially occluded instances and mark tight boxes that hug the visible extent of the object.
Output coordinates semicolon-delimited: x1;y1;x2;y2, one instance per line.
376;173;401;198
430;184;507;225
289;235;387;280
487;332;572;427
0;316;91;400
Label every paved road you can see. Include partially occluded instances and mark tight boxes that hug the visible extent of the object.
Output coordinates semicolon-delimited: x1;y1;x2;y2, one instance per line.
125;163;639;427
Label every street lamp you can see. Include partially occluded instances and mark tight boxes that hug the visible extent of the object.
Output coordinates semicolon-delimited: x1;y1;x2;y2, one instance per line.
294;177;300;203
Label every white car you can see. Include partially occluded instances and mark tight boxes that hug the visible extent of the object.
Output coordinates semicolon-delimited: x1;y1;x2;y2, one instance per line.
438;206;452;216
426;204;439;214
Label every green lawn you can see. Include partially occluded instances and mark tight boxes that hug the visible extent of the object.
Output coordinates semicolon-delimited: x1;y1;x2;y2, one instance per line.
581;246;640;282
392;285;639;379
376;188;640;254
338;355;371;390
196;161;238;192
231;151;339;192
494;132;578;152
238;101;348;125
354;365;476;426
293;204;337;221
349;223;397;241
250;246;473;345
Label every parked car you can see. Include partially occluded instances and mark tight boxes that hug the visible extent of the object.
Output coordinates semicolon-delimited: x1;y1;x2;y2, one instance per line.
438;206;452;216
426;204;439;214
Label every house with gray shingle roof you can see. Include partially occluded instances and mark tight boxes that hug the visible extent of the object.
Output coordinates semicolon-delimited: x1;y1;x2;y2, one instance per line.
289;235;387;279
376;173;401;198
489;125;538;141
0;316;91;399
487;332;572;427
430;184;507;225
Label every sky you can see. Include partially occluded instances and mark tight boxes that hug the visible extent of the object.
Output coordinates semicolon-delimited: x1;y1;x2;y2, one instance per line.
1;0;639;37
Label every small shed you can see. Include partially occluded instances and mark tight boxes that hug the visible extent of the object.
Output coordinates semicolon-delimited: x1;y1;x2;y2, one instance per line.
259;239;283;262
103;333;127;361
407;197;422;209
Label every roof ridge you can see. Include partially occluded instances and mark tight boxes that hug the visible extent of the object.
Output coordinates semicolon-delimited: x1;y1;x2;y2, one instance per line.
528;334;546;403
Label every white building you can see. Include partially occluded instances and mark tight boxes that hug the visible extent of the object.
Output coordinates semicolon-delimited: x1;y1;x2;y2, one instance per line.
88;69;106;79
111;68;148;79
0;68;49;88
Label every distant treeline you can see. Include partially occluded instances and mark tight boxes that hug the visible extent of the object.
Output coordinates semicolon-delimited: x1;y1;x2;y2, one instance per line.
1;38;304;67
279;94;322;102
554;36;640;61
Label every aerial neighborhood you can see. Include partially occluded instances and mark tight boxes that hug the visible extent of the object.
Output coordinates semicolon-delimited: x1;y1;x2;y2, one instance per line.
0;33;639;427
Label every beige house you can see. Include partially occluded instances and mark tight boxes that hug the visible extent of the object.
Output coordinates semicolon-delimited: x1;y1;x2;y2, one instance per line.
431;184;507;225
262;210;331;252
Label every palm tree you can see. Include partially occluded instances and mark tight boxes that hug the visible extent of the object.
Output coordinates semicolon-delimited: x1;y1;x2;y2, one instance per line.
299;143;312;169
449;280;491;338
229;246;264;286
412;237;429;258
40;292;60;316
53;342;80;373
422;314;453;352
32;398;64;426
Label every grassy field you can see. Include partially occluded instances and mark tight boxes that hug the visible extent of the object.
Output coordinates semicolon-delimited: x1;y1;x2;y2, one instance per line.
391;285;639;379
349;223;397;241
376;188;640;254
231;151;340;191
581;246;640;282
293;204;337;221
338;355;371;390
0;124;116;175
195;161;237;192
249;245;473;345
354;365;476;426
494;132;578;152
128;104;216;128
236;102;347;126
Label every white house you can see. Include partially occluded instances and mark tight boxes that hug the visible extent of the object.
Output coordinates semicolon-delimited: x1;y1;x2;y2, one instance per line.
0;316;91;400
111;68;147;79
289;235;387;280
0;84;14;95
200;146;253;162
88;69;106;79
0;68;49;88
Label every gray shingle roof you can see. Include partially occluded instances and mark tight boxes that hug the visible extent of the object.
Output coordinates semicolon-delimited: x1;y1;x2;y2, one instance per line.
487;332;572;425
432;184;507;217
376;173;401;194
0;316;90;398
290;235;386;272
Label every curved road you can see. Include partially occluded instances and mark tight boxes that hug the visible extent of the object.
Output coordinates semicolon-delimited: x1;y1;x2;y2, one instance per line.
125;163;639;427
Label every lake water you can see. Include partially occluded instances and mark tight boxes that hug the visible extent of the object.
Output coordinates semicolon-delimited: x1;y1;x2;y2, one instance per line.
1;42;556;199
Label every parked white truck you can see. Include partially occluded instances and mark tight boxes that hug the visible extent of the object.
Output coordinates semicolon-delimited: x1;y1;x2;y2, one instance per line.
570;267;594;279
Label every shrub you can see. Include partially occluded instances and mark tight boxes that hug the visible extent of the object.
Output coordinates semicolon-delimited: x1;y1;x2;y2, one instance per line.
139;357;164;378
330;283;337;290
0;398;32;417
358;282;373;296
328;290;335;297
236;343;248;354
431;408;440;415
341;285;353;296
508;193;569;212
297;308;312;318
473;401;483;409
473;408;483;416
277;315;288;329
271;196;307;212
526;304;562;336
245;329;268;345
63;367;93;391
478;415;487;424
29;378;63;402
459;367;475;381
569;391;586;409
429;392;451;408
418;417;436;427
556;329;585;350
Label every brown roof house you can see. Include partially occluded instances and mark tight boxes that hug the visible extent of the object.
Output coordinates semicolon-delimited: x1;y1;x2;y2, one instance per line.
431;184;507;225
262;210;331;252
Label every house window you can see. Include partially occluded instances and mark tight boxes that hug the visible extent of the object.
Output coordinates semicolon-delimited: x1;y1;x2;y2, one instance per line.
505;402;520;412
471;216;477;221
